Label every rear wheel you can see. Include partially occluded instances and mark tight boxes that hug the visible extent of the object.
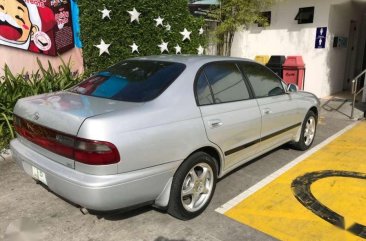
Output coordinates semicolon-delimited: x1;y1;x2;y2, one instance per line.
167;152;217;220
292;110;317;151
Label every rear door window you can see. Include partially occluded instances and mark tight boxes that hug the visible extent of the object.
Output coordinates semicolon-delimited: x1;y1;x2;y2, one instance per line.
196;72;214;105
239;62;285;98
69;61;186;102
202;62;250;104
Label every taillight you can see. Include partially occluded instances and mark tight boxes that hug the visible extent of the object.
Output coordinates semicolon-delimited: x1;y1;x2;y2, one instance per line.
74;139;120;165
14;116;120;165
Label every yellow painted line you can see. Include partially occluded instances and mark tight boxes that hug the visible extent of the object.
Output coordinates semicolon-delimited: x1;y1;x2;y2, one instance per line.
216;121;366;241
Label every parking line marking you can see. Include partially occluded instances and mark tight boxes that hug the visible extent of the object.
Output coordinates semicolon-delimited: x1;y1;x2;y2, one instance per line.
215;121;358;214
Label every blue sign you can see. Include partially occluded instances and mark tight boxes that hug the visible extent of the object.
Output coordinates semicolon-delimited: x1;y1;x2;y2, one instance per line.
315;27;327;49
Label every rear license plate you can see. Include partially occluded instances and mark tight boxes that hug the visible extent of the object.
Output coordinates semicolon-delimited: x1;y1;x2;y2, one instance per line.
32;166;47;185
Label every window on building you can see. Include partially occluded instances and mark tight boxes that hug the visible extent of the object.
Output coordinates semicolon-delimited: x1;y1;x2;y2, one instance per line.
257;11;271;27
203;62;250;104
240;62;285;98
295;7;315;24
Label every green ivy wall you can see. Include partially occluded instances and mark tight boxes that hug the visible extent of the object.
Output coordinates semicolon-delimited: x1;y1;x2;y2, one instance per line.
78;0;206;74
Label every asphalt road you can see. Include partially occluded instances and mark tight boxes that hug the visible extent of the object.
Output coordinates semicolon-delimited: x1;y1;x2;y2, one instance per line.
0;99;359;241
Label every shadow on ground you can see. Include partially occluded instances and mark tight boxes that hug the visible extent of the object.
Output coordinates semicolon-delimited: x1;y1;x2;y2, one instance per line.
321;97;352;118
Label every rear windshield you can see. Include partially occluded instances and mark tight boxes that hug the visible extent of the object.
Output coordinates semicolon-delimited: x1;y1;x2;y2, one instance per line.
69;60;186;102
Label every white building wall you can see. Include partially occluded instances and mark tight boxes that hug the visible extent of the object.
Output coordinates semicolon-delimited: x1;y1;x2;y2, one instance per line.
231;0;362;98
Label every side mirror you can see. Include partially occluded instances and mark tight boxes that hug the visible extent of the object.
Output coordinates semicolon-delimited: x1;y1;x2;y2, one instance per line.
287;83;299;93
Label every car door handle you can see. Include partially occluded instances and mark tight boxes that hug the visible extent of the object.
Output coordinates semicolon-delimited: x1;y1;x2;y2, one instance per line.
263;108;273;115
208;120;223;128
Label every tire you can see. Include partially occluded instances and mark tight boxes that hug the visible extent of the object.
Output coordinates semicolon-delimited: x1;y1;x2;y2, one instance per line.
292;110;317;151
167;152;217;220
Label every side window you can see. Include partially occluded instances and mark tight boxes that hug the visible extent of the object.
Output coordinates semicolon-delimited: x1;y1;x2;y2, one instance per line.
196;72;214;105
240;62;285;98
203;62;250;103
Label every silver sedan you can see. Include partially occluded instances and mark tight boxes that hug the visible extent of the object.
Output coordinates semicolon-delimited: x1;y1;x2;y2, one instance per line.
11;55;319;220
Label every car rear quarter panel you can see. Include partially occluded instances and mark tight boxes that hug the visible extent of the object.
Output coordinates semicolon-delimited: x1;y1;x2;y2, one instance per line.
77;65;219;174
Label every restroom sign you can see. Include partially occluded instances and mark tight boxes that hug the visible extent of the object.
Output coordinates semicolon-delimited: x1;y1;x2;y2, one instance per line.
315;27;327;49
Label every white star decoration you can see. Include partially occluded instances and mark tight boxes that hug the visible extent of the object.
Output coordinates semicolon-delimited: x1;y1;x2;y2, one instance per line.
99;7;111;20
180;28;192;41
130;42;139;53
158;40;169;53
93;12;204;58
154;16;164;27
174;44;182;54
127;8;141;23
165;23;171;31
197;45;204;55
94;39;111;56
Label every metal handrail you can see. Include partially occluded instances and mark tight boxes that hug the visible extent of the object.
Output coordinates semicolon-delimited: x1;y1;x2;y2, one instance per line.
351;69;366;119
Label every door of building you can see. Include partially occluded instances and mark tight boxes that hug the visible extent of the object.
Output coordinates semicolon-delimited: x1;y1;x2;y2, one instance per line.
344;21;357;90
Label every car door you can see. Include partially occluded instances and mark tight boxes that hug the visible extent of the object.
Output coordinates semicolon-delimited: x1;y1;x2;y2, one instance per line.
239;62;302;152
196;62;262;170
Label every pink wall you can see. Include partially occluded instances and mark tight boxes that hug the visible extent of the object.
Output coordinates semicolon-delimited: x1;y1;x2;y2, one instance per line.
0;46;84;76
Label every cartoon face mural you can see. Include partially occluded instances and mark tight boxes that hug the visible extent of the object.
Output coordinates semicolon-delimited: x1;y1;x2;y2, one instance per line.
0;0;75;56
0;0;39;49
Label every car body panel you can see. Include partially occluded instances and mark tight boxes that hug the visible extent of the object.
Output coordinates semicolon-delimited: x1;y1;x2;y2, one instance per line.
256;93;301;151
293;91;320;117
14;91;144;136
11;139;179;211
199;100;262;170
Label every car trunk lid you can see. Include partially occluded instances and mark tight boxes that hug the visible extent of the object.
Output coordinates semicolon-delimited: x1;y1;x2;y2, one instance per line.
13;91;143;168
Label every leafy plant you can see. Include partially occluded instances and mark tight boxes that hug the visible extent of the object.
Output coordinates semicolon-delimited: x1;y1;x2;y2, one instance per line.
0;58;81;153
212;0;276;56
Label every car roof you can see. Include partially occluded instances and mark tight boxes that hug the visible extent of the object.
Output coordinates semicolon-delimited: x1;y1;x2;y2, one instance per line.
129;55;254;66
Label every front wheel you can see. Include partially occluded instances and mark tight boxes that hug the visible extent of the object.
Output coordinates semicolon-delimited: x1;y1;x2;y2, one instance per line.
292;110;317;151
167;152;217;220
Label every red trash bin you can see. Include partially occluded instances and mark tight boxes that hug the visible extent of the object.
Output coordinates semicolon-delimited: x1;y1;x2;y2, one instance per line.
282;56;305;90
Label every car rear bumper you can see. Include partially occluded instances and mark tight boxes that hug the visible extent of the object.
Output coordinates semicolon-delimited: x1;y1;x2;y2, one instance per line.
10;139;179;211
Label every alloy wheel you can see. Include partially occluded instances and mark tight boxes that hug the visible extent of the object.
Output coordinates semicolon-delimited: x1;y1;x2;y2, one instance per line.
304;116;316;146
181;163;214;212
